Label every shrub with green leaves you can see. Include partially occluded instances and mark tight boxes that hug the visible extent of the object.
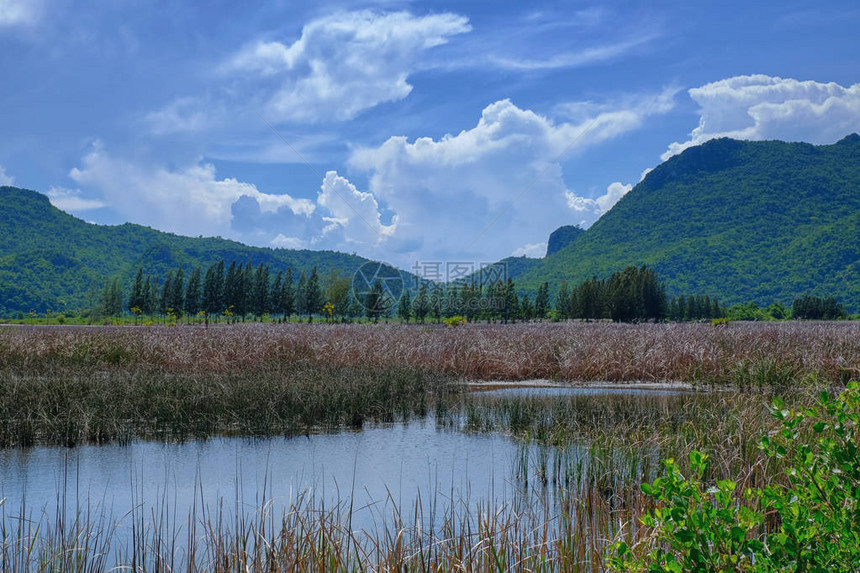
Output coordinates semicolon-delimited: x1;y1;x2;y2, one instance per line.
609;381;860;572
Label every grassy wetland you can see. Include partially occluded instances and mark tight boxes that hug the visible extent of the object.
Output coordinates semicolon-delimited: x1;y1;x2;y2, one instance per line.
1;320;859;571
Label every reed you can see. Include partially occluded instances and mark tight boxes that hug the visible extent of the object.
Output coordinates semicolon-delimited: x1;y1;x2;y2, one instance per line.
1;321;855;447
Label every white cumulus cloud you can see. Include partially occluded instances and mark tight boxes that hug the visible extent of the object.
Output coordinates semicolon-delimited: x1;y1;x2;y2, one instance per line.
664;75;860;159
0;164;14;185
68;142;314;238
347;94;672;265
0;0;42;27
512;243;547;258
46;186;106;211
317;171;395;245
218;10;470;124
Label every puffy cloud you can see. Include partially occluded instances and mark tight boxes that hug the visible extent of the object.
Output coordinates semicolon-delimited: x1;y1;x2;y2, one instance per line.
565;181;631;216
317;171;395;245
348;95;672;264
512;243;547;258
64;144;391;255
68;142;314;238
72;90;670;265
216;10;470;124
46;186;106;211
0;0;42;28
0;164;13;185
664;75;860;159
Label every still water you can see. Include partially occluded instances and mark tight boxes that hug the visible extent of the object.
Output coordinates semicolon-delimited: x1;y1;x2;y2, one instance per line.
0;386;690;558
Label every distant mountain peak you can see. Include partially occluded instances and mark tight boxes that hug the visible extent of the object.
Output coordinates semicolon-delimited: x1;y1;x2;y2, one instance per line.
518;136;860;311
546;225;584;257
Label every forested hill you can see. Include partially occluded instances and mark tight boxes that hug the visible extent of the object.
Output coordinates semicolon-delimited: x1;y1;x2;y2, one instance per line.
0;186;395;314
520;135;860;311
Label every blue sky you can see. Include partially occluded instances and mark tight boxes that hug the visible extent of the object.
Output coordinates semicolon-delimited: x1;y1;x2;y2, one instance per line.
1;0;859;269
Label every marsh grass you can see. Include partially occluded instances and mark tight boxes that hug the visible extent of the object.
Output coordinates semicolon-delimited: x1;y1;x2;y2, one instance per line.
1;389;821;571
1;320;855;446
0;322;854;569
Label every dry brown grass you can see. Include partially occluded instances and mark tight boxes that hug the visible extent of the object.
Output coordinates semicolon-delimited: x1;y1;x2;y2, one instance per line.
2;320;857;383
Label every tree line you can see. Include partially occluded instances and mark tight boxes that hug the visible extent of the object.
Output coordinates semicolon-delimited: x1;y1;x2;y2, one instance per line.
122;261;341;323
98;261;848;325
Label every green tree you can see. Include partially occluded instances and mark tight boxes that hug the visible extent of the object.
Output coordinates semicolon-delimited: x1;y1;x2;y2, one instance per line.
279;267;296;321
128;268;145;313
202;261;224;319
185;266;202;317
415;283;429;323
99;277;123;317
160;271;174;316
251;262;270;320
365;279;385;323
556;280;571;319
169;267;185;317
398;290;412;323
534;282;549;320
304;266;323;322
295;271;307;317
503;277;519;323
431;284;443;324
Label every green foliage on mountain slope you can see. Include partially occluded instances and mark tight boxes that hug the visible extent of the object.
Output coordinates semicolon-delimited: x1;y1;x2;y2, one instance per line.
0;186;397;314
521;135;860;311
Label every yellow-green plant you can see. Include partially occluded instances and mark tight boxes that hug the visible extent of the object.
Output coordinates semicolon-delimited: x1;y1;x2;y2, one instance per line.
609;382;860;571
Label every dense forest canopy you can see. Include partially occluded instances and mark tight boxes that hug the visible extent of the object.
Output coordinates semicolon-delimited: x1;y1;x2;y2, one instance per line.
517;135;860;312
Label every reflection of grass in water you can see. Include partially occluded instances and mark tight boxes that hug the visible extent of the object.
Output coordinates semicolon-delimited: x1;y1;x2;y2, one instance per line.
2;389;822;571
450;390;792;487
0;364;448;447
1;461;645;571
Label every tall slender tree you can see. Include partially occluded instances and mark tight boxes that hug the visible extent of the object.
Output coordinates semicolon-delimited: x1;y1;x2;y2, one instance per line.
185;266;202;317
304;266;323;322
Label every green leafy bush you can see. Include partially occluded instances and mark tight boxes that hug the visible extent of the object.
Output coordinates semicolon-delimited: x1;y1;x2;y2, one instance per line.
609;381;860;571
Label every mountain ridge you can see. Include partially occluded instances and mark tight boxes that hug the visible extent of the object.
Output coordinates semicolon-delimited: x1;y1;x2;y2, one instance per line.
519;135;860;311
0;186;403;314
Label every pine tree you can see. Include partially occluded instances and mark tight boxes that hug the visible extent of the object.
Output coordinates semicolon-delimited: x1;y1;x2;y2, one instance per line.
535;282;549;320
251;262;269;319
398;290;412;323
295;271;307;317
185;266;202;317
270;271;283;317
280;267;295;321
304;266;323;322
415;283;429;323
203;261;224;318
160;271;174;316
431;285;443;324
520;293;534;321
143;275;158;316
99;277;123;317
170;268;185;317
129;268;145;313
556;281;571;319
365;279;384;323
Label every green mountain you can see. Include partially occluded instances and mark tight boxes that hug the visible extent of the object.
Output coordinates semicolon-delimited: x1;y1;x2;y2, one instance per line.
0;186;404;314
545;225;584;256
520;135;860;311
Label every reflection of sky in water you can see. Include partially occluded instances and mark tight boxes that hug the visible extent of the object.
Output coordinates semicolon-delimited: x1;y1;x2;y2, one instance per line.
472;385;695;398
0;420;543;539
0;386;687;563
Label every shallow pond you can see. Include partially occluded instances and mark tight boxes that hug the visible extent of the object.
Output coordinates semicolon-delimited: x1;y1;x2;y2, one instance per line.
0;385;695;565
